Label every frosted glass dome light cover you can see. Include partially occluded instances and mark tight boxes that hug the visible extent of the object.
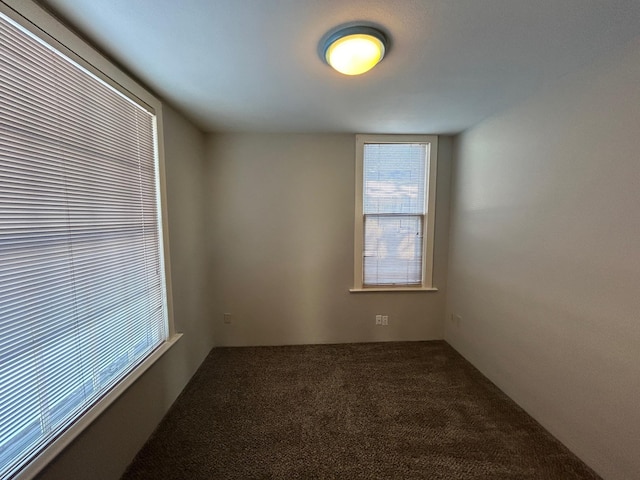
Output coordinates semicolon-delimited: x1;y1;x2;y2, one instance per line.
322;26;387;76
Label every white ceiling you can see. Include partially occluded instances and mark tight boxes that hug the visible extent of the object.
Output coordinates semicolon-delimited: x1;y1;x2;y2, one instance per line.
41;0;640;134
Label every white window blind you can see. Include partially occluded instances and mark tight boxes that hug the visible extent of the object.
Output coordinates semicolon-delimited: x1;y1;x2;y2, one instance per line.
0;11;167;479
362;143;428;286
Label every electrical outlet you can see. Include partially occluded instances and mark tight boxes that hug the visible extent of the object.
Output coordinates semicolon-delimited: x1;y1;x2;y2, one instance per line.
455;314;462;327
375;314;382;325
223;313;232;324
382;315;389;326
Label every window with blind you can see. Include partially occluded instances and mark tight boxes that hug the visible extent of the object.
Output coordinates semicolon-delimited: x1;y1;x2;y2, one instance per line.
352;135;438;291
0;8;171;479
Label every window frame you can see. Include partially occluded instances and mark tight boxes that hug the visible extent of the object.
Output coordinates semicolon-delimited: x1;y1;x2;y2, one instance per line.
0;2;179;479
351;134;438;292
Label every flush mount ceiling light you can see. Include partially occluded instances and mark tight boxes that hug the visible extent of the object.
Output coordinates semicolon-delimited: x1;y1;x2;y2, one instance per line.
322;26;387;76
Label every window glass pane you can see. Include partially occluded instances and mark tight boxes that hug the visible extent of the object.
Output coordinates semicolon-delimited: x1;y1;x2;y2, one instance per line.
364;215;423;285
363;143;427;214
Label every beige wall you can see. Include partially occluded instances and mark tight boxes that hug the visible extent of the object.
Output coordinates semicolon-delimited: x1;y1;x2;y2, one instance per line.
36;104;212;480
206;133;452;346
446;38;640;480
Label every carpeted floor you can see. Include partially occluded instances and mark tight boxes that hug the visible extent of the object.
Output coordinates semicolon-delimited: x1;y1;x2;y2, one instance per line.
121;341;601;479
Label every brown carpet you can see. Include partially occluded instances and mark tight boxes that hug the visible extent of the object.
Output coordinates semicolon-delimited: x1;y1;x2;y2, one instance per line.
121;341;601;479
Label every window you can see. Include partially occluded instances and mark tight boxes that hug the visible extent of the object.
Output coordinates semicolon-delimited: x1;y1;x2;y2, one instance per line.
0;6;175;479
352;135;438;291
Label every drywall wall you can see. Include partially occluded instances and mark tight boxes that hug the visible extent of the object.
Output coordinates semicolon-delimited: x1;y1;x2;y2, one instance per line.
36;105;212;480
446;38;640;480
206;133;452;346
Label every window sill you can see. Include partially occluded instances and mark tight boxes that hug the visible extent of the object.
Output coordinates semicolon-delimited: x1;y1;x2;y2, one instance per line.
17;333;183;480
349;287;438;293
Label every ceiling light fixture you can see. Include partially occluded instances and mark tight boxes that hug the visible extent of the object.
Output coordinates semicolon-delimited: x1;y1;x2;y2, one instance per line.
322;26;387;76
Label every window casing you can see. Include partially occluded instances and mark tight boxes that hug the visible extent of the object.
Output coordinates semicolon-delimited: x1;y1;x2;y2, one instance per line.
0;3;176;479
352;134;438;291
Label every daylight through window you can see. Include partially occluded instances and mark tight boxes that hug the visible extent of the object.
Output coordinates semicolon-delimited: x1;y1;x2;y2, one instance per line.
0;10;169;479
353;135;438;290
